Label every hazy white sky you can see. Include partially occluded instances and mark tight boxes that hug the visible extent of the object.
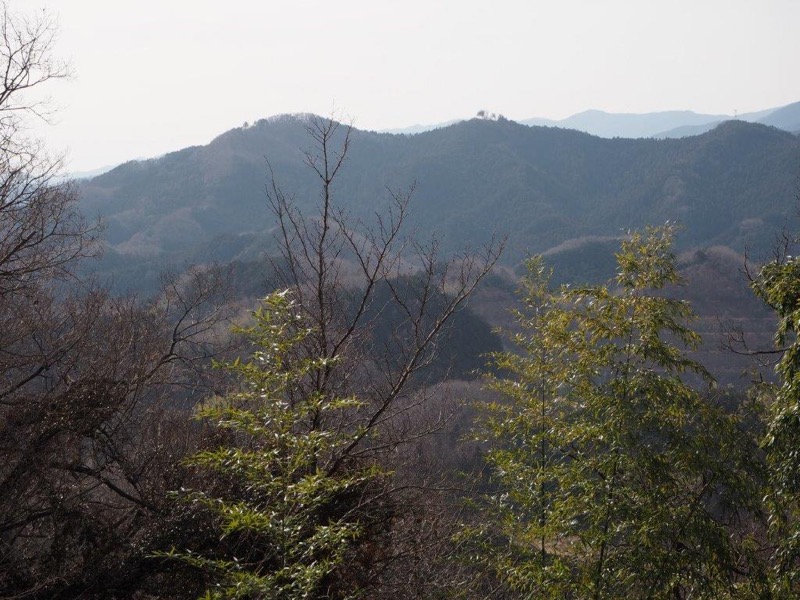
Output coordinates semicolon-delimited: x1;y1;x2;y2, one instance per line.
13;0;800;171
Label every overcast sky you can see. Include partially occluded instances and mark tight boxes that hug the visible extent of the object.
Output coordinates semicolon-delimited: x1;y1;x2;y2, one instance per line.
13;0;800;172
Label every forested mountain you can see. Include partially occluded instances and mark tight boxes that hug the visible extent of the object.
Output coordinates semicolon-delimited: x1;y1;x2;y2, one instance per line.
75;115;800;386
653;101;800;139
384;101;797;139
759;100;800;132
10;0;800;595
80;114;800;281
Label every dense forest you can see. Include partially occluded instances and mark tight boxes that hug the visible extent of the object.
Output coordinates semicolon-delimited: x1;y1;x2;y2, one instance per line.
80;112;800;279
5;6;800;600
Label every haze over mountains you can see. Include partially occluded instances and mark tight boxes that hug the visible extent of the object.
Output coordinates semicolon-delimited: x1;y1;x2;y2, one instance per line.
521;102;800;138
382;99;800;139
74;100;800;181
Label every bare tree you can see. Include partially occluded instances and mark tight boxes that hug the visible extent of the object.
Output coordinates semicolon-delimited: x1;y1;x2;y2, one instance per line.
269;116;501;444
0;2;68;123
0;6;233;597
265;115;503;595
0;268;233;598
0;3;98;298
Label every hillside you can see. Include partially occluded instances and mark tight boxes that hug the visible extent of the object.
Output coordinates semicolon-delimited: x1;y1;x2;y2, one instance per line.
522;109;729;138
75;115;800;388
80;116;800;277
759;100;800;132
519;103;792;139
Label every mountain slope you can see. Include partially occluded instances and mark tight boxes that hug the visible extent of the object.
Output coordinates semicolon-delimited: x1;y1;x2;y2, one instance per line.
79;116;800;273
521;109;729;138
758;100;800;133
373;102;793;139
521;102;796;139
654;121;723;139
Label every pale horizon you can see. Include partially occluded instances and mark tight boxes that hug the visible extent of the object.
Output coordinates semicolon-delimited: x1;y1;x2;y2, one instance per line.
13;0;800;172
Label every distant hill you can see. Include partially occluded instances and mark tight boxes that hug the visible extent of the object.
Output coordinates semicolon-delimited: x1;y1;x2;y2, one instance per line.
758;100;800;133
654;102;800;139
80;115;800;270
380;119;462;135
654;121;722;139
79;116;800;285
381;101;797;140
520;103;800;139
521;109;730;139
77;115;800;385
67;164;119;180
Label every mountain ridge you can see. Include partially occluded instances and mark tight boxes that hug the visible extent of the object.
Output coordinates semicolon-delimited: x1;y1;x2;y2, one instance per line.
372;101;797;140
79;115;800;278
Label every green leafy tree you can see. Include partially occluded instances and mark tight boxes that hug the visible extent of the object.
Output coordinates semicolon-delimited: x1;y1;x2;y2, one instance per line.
752;256;800;595
164;291;379;599
474;225;764;599
467;256;575;598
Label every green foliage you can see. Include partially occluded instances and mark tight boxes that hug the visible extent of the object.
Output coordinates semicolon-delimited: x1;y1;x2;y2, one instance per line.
474;225;764;598
753;257;800;591
162;291;377;599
